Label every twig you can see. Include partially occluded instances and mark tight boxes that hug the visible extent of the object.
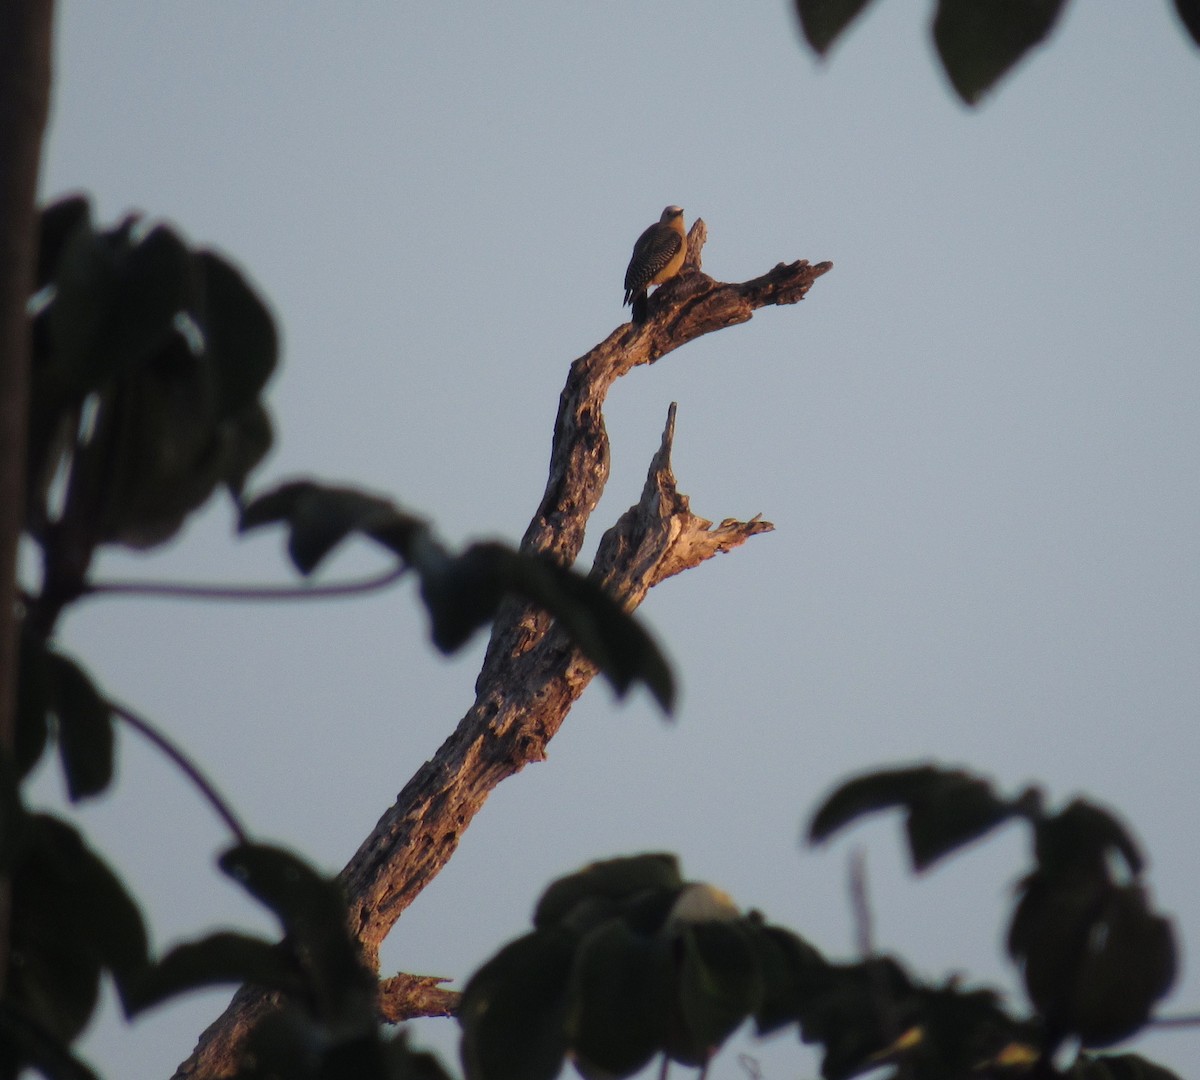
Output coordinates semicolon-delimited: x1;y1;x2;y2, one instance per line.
109;699;250;844
85;565;408;603
736;1054;762;1080
849;848;874;958
849;850;905;1060
1148;1012;1200;1029
377;973;460;1023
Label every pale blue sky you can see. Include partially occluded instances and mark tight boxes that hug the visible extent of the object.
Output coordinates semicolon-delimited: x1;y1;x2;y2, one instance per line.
29;2;1200;1076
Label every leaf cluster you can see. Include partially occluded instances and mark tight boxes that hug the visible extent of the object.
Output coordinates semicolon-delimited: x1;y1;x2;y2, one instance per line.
457;769;1183;1080
468;856;995;1080
809;764;1179;1069
461;852;1041;1080
27;195;275;573
793;0;1200;105
0;746;453;1080
461;854;769;1080
0;773;147;1080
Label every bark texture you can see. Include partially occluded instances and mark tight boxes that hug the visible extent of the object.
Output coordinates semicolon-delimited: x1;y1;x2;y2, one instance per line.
173;223;831;1078
378;974;460;1024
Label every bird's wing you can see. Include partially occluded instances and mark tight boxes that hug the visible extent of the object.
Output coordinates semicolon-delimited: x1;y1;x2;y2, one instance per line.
624;224;684;295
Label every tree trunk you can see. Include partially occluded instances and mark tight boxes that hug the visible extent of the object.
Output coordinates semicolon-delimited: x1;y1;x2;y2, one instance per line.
0;0;55;1000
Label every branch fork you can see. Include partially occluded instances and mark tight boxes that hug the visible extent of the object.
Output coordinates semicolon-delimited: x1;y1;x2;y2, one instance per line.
173;221;830;1078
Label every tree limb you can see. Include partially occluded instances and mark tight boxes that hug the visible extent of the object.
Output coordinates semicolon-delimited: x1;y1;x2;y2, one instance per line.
377;974;460;1024
172;226;830;1078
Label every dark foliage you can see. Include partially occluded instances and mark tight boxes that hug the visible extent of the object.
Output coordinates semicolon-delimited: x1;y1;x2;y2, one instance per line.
240;480;675;710
4;197;1188;1080
6;198;676;1078
794;0;1198;103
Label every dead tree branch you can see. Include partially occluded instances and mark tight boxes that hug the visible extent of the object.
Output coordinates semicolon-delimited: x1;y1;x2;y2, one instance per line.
377;974;461;1024
173;223;830;1078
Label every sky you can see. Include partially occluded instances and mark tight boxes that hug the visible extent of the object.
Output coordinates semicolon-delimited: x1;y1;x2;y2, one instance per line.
25;2;1200;1077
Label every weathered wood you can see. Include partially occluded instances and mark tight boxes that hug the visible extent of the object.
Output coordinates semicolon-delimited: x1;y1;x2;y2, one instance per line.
172;225;830;1078
378;973;460;1023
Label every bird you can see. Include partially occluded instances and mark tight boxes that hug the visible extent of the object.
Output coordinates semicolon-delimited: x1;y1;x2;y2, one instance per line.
623;205;687;324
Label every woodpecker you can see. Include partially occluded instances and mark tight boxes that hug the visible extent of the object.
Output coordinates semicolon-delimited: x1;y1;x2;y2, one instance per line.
623;205;687;324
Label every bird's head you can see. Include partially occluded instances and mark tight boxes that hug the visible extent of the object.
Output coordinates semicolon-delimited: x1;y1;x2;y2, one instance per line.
660;205;684;223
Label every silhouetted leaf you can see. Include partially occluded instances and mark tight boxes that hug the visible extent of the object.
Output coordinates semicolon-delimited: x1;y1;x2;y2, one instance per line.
794;0;874;54
241;479;674;709
59;824;150;1009
381;1030;457;1080
232;1003;322;1079
7;920;101;1044
459;929;575;1080
1067;1053;1184;1080
220;843;345;929
620;887;689;936
0;1005;101;1080
1066;886;1175;1047
668;921;762;1064
45;215;192;391
46;652;114;800
223;401;273;499
1008;867;1103;1033
30;207;277;555
37;194;91;287
321;1034;394;1080
129;932;304;1015
418;541;675;709
809;764;1016;869
414;541;507;651
792;957;917;1080
567;920;667;1079
46;215;122;387
745;922;827;1035
219;842;374;1027
1009;872;1175;1049
0;753;25;873
239;480;424;575
1034;799;1143;876
810;765;949;841
902;983;1032;1075
94;335;223;548
534;854;683;930
236;1016;420;1080
8;815;148;1035
113;224;194;366
1174;0;1200;47
194;249;278;417
490;547;675;711
932;0;1068;105
237;1013;426;1080
904;773;1017;871
15;627;50;778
